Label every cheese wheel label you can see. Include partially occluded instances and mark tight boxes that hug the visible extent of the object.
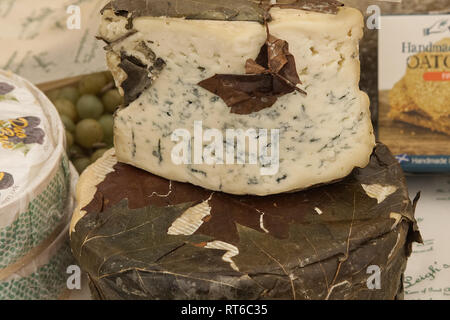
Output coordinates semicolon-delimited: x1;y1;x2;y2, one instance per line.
0;116;45;152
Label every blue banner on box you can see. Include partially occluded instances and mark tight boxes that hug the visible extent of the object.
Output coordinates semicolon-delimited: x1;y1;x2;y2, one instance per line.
396;154;450;172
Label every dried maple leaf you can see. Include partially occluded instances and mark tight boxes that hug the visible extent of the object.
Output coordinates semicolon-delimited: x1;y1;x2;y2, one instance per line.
198;30;306;115
248;33;306;94
196;0;348;115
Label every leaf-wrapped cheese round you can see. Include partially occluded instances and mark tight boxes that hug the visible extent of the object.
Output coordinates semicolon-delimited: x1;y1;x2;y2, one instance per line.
70;144;420;300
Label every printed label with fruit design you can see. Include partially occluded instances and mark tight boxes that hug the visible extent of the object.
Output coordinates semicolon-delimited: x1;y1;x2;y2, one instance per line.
0;116;45;154
0;171;14;203
0;82;17;102
0;172;14;191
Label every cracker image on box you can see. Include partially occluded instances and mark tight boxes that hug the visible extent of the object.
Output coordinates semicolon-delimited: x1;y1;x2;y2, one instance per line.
388;38;450;136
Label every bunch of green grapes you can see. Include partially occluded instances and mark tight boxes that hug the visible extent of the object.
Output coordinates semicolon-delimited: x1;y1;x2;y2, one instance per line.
46;71;123;174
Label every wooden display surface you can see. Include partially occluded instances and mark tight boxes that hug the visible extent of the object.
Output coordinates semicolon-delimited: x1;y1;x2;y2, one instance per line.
36;75;84;93
379;90;450;155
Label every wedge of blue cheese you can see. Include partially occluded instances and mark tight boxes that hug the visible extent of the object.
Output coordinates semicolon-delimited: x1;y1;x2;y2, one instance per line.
99;2;375;195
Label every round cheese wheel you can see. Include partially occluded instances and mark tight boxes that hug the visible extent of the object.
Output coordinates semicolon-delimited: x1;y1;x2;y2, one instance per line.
0;70;77;299
71;144;420;300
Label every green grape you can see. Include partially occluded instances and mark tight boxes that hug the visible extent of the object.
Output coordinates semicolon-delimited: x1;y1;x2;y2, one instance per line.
78;72;107;95
65;130;74;148
68;144;85;160
104;135;114;147
59;86;80;104
75;119;104;149
76;94;104;119
91;148;109;163
102;89;123;113
60;114;76;133
54;98;78;122
73;157;92;174
98;114;114;142
46;89;61;102
103;71;114;83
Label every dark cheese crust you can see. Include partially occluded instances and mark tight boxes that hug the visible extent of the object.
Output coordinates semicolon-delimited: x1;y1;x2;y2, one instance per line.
101;0;269;23
101;0;344;24
71;144;420;300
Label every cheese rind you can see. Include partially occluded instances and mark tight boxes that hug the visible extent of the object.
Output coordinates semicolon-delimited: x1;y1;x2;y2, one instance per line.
101;7;375;195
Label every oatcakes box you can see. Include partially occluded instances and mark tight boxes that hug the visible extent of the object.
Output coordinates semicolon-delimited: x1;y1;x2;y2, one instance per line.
378;13;450;172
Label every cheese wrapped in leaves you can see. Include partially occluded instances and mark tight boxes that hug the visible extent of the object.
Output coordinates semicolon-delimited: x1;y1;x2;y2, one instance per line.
70;144;421;300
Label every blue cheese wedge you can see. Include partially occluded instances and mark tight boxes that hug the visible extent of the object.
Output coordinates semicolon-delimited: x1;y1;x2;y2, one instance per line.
99;5;375;195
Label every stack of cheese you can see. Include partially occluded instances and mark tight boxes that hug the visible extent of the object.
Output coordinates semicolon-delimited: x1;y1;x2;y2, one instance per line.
71;0;420;300
0;70;76;300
